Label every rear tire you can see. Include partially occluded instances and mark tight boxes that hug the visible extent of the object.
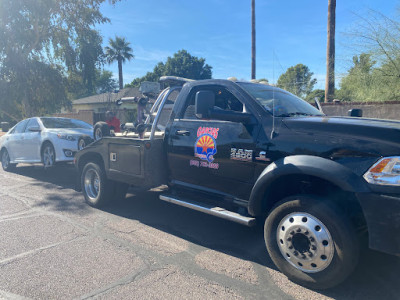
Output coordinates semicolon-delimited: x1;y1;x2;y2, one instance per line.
264;195;359;290
81;162;113;207
1;149;16;172
93;122;110;141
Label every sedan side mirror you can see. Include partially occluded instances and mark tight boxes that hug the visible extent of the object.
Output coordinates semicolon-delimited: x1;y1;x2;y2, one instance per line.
195;91;215;119
28;126;41;132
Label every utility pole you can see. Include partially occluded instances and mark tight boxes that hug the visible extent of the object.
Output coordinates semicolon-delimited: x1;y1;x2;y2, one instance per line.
251;0;256;79
325;0;336;102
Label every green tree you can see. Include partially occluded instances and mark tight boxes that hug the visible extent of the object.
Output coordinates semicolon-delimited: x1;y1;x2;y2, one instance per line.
127;50;212;87
0;0;117;118
306;89;325;103
277;64;317;98
335;53;400;102
66;69;117;100
105;36;134;90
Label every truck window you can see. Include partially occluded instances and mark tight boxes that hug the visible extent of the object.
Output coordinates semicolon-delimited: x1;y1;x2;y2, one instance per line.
182;87;244;119
155;87;181;131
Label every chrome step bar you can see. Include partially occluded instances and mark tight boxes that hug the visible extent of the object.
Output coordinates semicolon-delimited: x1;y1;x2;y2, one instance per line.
159;195;256;227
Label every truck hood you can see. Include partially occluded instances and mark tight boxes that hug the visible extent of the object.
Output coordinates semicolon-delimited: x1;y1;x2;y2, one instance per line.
282;116;400;158
284;116;400;139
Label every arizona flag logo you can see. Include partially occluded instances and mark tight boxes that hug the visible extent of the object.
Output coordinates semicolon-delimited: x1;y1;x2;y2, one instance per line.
194;127;219;163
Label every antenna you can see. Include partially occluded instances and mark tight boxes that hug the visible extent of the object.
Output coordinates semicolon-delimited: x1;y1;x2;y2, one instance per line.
271;50;276;139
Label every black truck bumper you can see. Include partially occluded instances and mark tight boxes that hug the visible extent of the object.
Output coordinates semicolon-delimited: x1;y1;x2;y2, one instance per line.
357;192;400;256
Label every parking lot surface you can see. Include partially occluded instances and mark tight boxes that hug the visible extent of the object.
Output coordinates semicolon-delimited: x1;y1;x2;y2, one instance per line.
0;164;399;299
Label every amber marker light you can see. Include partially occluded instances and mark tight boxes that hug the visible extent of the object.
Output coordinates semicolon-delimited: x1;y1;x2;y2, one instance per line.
369;158;391;173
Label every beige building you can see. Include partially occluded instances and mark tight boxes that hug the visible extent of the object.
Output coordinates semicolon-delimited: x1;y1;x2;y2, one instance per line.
56;88;156;125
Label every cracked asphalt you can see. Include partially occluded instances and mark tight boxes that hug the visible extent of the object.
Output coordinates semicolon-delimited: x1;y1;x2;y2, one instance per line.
0;164;399;299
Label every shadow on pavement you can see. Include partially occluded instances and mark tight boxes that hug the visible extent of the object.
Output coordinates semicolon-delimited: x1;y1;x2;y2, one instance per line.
101;191;400;299
12;163;77;189
8;165;400;298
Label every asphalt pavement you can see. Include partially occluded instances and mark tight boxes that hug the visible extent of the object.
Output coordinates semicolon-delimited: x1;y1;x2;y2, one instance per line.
0;164;399;299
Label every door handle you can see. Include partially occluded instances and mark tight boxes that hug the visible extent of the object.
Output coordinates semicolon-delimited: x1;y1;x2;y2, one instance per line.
175;130;190;136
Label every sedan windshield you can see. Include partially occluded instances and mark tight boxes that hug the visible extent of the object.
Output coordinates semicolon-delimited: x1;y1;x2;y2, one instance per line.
40;118;92;129
237;82;324;117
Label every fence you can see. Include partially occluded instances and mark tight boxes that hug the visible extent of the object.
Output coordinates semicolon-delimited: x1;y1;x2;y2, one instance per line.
53;110;94;125
321;101;400;121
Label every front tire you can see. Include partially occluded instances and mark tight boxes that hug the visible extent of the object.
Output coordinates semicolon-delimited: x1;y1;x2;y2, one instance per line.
42;143;56;168
264;195;359;290
81;162;113;207
1;149;16;171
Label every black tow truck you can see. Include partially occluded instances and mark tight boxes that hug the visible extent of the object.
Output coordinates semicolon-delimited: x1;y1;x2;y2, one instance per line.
75;76;400;289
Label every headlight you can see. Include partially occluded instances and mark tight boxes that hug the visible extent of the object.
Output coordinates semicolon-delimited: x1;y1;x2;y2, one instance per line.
57;134;76;141
363;156;400;186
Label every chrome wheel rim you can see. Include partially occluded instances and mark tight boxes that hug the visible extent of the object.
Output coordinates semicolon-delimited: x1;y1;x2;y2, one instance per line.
84;168;100;200
78;139;86;150
2;150;9;169
43;146;55;167
95;128;102;140
277;212;334;273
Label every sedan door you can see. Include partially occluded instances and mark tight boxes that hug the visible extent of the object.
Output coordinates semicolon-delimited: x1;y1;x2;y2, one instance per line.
21;118;42;162
6;119;29;161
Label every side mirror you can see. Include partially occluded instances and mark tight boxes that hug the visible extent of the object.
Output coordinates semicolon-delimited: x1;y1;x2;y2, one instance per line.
195;91;215;119
348;109;362;117
28;126;41;132
116;99;123;106
314;97;324;113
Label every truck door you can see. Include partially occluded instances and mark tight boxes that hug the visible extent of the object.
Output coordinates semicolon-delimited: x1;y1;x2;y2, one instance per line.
167;85;260;200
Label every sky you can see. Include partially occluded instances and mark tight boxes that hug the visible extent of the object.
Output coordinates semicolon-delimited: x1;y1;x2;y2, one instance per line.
98;0;400;89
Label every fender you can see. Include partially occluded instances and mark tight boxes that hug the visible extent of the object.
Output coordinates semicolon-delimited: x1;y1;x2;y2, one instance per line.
248;155;370;216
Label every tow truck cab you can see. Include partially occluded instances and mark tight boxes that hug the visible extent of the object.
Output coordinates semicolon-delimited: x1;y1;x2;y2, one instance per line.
75;76;400;290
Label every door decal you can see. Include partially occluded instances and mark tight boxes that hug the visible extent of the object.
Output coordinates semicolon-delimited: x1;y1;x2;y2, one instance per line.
190;126;220;170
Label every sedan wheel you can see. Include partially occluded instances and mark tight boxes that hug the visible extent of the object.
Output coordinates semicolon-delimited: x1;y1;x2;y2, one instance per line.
1;149;16;171
42;144;55;168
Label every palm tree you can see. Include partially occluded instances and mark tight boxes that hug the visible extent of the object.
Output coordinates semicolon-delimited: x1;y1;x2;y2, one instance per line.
325;0;336;102
105;36;134;89
251;0;256;79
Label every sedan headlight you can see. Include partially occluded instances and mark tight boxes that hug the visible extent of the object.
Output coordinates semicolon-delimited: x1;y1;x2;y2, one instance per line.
363;156;400;186
57;134;76;141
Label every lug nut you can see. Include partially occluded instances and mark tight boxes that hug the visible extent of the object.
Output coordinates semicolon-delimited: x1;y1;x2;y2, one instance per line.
304;231;309;235
290;231;295;235
287;237;292;241
294;251;299;256
296;228;301;232
309;237;315;242
311;245;317;250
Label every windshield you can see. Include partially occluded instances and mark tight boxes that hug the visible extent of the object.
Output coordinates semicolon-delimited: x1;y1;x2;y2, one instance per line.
40;117;92;129
238;82;324;117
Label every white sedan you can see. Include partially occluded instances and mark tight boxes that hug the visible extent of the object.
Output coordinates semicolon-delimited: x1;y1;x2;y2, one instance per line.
0;117;93;171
